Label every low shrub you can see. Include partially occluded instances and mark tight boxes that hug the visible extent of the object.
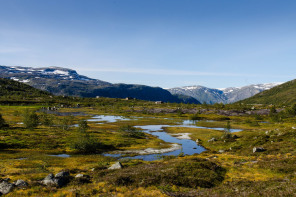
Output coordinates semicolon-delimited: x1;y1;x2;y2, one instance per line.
104;158;226;188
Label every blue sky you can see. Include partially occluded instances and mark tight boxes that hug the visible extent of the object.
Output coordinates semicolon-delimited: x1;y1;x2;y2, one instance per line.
1;0;296;88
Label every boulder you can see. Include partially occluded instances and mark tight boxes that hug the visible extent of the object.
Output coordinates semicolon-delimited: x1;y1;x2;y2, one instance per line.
14;179;28;188
41;171;70;187
108;162;123;170
253;147;266;153
0;180;14;195
218;150;225;153
41;173;56;186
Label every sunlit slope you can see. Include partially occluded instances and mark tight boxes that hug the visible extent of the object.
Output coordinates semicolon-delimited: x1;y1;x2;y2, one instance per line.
240;79;296;105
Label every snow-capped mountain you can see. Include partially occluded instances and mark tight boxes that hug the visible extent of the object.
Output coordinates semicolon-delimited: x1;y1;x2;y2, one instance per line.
167;85;227;104
167;83;283;104
0;65;200;104
0;66;107;84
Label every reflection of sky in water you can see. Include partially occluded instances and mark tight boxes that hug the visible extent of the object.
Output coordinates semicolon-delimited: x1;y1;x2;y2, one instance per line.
66;116;243;161
48;154;70;158
88;115;133;123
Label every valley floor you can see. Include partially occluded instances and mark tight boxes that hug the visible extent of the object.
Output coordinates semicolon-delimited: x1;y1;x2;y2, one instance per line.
1;103;296;196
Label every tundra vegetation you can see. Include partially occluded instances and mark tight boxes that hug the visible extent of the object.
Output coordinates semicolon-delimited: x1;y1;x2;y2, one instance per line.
1;94;296;196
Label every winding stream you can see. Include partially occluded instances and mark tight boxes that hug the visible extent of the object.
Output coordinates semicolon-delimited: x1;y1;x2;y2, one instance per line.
51;115;242;161
97;115;242;161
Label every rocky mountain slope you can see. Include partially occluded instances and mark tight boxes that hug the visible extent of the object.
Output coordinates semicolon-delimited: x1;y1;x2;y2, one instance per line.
167;83;282;104
0;65;200;104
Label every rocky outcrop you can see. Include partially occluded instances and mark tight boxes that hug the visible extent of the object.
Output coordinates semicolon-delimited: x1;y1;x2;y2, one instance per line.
0;180;14;195
0;178;28;195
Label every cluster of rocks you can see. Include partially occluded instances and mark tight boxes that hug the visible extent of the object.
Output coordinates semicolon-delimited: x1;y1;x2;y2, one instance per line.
1;163;123;195
41;171;70;187
0;178;28;195
41;171;91;187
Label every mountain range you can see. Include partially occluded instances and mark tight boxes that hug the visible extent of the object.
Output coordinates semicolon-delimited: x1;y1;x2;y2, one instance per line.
0;65;200;104
0;65;284;104
167;83;282;104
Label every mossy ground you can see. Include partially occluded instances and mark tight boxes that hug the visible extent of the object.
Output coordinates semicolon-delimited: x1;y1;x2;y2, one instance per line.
1;102;296;196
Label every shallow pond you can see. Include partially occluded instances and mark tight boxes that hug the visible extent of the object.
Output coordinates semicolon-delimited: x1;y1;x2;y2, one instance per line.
54;116;242;161
102;119;242;161
88;115;136;123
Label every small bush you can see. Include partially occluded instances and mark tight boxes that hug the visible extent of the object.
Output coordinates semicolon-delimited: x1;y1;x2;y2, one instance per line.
189;113;202;120
23;110;39;130
71;135;101;154
0;114;8;129
105;158;226;188
119;125;145;139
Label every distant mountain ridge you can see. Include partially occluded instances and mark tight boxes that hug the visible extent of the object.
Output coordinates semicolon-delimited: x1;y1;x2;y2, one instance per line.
167;83;282;104
0;65;200;104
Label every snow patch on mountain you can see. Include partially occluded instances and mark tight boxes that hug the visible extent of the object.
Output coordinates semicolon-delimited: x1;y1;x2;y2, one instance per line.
167;82;283;104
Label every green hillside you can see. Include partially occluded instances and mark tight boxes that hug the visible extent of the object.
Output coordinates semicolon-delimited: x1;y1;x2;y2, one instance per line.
241;79;296;105
0;78;52;102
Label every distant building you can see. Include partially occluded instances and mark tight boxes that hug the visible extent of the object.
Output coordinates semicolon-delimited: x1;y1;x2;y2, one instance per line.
125;97;133;100
96;96;100;98
155;101;163;104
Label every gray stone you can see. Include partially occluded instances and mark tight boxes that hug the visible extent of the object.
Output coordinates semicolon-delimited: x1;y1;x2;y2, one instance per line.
218;150;225;153
0;181;14;195
75;174;89;179
253;147;266;153
55;171;70;179
14;179;28;187
108;162;123;170
208;137;217;142
44;173;54;180
75;174;90;183
41;171;70;187
195;139;201;144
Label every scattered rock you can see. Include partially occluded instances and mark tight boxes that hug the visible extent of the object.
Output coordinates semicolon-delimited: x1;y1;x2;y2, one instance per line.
108;162;123;170
0;180;15;195
14;179;28;188
41;171;70;187
75;174;90;179
75;174;91;183
55;171;70;179
196;139;201;144
265;131;270;135
208;138;217;142
253;147;266;153
218;150;225;153
41;173;56;186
